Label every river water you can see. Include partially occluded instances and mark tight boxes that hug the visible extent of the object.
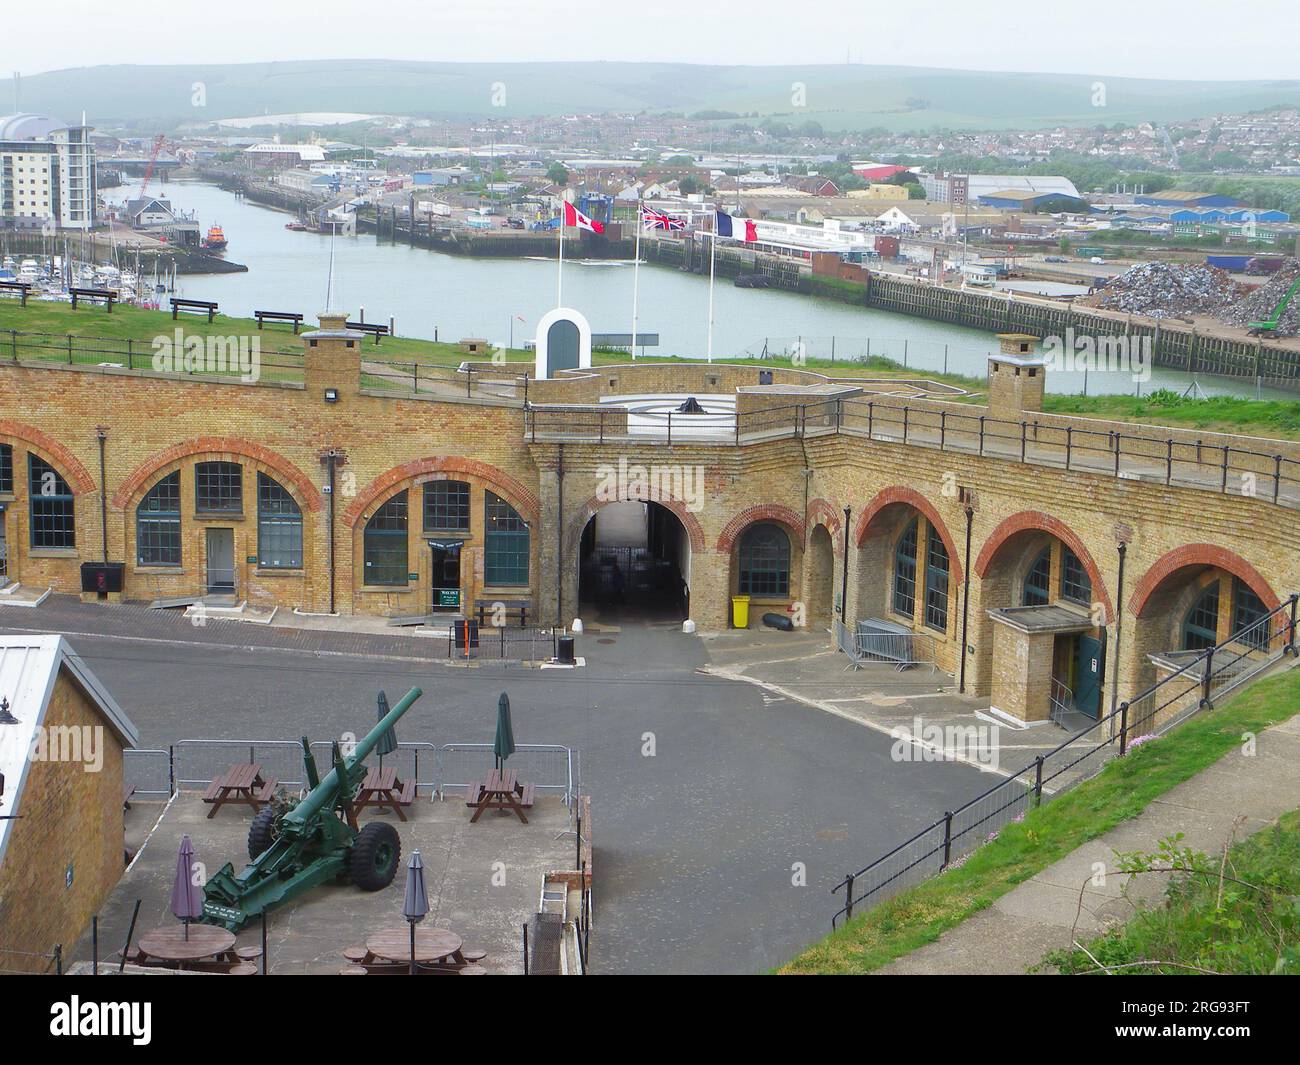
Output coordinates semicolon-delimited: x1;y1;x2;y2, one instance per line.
149;179;1278;398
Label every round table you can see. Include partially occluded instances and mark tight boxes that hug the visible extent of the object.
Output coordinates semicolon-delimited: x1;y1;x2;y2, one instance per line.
139;924;236;963
366;927;463;964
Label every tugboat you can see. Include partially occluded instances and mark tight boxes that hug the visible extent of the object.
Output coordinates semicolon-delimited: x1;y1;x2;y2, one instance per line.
201;224;228;253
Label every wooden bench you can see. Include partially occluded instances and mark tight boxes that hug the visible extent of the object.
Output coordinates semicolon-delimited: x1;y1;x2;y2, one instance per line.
473;599;532;628
519;782;536;809
339;964;368;975
343;945;369;964
254;310;304;334
345;320;389;345
202;763;278;818
0;280;32;307
228;962;259;975
171;297;218;323
70;287;117;312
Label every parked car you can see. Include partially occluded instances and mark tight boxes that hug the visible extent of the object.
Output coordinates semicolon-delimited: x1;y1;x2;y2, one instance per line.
1089;256;1106;264
1044;255;1069;263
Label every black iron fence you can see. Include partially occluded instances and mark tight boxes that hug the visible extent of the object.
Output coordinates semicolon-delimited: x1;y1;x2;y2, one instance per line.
830;594;1298;928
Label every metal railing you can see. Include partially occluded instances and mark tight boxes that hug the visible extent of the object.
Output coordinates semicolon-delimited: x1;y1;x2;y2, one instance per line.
829;593;1298;928
855;628;937;671
1049;677;1074;728
125;739;579;806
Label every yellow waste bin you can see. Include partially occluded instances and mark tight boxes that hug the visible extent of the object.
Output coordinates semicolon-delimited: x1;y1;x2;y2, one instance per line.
731;595;751;628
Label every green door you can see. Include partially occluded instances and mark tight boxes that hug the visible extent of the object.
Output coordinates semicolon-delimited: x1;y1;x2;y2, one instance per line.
1073;631;1106;719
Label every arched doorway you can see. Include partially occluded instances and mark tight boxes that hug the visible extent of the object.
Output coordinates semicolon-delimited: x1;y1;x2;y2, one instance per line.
577;500;691;621
805;524;836;630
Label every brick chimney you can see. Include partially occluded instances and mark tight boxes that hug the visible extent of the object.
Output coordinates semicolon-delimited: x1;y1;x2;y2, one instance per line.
302;311;363;404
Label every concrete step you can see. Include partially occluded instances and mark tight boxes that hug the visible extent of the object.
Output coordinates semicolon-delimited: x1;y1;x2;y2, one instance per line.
0;583;51;608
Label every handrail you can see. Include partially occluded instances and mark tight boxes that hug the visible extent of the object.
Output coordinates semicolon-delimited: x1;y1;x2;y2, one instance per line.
829;593;1298;927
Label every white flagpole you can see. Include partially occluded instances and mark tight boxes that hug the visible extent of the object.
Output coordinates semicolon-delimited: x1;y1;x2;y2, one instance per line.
706;213;716;363
557;199;565;306
631;202;641;360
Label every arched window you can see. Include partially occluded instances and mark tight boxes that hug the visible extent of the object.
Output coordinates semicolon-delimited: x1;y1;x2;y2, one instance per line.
1182;584;1220;651
137;472;181;565
363;491;408;586
0;443;12;494
924;527;950;632
738;523;790;596
1232;578;1268;650
257;473;302;569
892;519;918;617
485;491;529;586
1060;546;1091;605
424;480;470;532
195;461;242;513
28;454;75;549
1022;548;1051;606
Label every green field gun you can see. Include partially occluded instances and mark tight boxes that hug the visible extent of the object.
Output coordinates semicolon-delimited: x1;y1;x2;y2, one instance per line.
200;686;422;930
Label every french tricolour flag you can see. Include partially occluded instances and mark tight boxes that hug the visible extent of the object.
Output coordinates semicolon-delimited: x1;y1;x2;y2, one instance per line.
563;200;605;234
716;209;757;242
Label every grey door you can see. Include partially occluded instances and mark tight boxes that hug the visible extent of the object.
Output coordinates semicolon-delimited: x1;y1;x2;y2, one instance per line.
546;319;581;372
205;527;235;594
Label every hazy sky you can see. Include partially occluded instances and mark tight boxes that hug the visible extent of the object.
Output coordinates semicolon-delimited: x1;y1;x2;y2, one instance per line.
4;0;1298;81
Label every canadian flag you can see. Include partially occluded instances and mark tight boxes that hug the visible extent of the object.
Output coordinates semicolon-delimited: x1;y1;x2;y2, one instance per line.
562;200;605;234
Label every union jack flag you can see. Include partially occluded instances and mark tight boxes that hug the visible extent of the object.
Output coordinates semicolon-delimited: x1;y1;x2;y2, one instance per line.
640;204;686;231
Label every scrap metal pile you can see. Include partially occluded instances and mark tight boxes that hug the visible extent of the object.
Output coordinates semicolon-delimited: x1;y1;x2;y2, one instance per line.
1094;262;1240;318
1217;258;1300;336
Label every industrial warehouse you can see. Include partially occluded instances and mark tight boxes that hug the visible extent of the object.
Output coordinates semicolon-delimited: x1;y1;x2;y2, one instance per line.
0;313;1295;728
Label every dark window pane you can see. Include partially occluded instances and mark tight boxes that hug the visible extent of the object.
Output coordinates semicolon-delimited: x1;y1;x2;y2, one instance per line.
0;443;12;494
28;453;75;550
1183;585;1220;651
738;523;790;597
924;527;949;632
195;461;242;513
1022;549;1051;606
257;473;302;569
1060;547;1091;605
364;491;408;585
484;491;529;586
892;519;918;617
423;480;470;531
137;471;181;565
1232;578;1268;651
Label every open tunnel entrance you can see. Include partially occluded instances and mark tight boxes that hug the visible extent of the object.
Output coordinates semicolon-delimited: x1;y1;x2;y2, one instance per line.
578;501;690;622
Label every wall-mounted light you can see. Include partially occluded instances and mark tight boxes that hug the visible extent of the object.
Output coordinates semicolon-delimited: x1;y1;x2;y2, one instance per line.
324;388;339;404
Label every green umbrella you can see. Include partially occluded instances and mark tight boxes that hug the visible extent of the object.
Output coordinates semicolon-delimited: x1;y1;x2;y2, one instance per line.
375;690;398;763
493;692;516;770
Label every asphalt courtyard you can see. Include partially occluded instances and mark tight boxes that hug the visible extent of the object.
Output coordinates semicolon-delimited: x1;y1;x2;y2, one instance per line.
0;597;989;974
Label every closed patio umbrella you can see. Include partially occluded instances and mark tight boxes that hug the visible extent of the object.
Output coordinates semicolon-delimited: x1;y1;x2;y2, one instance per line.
494;692;516;770
403;851;429;975
170;834;203;940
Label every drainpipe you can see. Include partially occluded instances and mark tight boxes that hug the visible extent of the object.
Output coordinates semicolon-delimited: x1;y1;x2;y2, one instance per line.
323;451;338;615
958;503;974;693
556;445;565;626
95;426;108;562
840;505;851;620
1109;541;1127;719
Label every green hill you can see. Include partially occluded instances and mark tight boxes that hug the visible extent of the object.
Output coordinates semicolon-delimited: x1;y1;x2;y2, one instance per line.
16;60;1300;132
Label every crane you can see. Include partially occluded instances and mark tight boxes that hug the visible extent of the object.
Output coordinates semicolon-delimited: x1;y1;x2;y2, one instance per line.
138;135;168;200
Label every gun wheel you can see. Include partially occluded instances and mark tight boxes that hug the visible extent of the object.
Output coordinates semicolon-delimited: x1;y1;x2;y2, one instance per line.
350;822;401;891
248;806;278;859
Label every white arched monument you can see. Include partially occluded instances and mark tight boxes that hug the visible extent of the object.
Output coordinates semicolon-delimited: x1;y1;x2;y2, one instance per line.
534;307;592;380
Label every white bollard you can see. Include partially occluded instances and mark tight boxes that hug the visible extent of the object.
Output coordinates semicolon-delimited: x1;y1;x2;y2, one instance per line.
681;619;696;634
571;618;584;634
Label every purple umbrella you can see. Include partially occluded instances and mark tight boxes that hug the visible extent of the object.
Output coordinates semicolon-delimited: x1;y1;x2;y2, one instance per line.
170;834;203;940
403;851;429;974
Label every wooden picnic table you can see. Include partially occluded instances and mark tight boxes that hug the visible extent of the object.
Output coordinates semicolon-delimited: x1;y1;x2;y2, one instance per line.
354;765;416;821
465;767;536;824
342;928;487;975
202;763;277;819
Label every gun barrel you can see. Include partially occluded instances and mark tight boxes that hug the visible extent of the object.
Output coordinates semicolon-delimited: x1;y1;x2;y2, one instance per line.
286;686;423;826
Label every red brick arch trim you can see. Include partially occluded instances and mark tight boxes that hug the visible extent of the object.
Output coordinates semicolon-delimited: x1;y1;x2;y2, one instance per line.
569;493;706;553
1129;544;1281;618
806;498;844;553
974;510;1112;621
715;504;805;554
0;419;95;494
343;457;539;527
113;438;322;512
853;486;964;585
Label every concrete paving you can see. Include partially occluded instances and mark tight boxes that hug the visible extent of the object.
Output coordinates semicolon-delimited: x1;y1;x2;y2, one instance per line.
1;595;991;974
75;793;573;974
874;710;1300;974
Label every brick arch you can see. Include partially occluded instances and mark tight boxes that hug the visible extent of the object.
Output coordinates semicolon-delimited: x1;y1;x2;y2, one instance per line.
806;498;844;554
853;486;963;584
1129;544;1280;618
974;510;1112;621
112;438;321;512
0;419;95;493
715;504;805;554
568;492;705;554
344;456;539;527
